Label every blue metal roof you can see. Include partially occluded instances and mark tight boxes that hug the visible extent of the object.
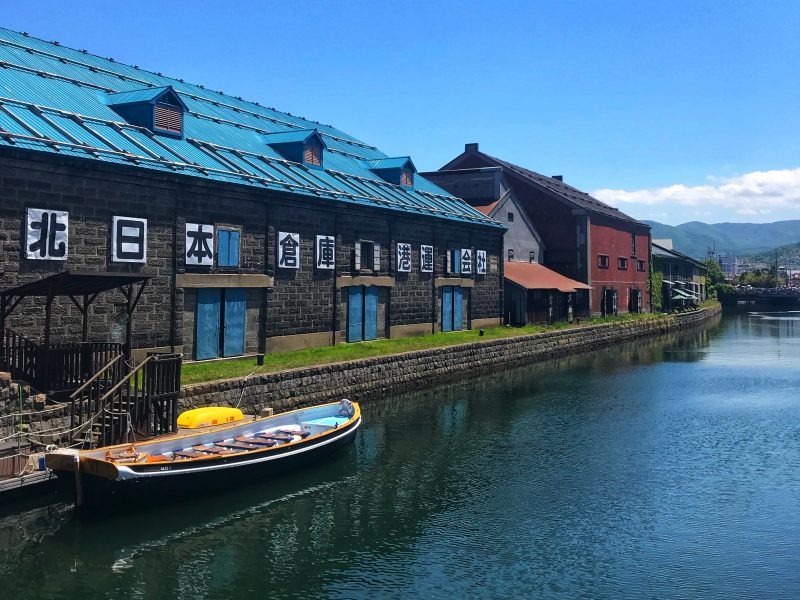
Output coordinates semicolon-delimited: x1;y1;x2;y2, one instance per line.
262;129;325;147
368;157;416;171
0;28;502;229
106;86;175;106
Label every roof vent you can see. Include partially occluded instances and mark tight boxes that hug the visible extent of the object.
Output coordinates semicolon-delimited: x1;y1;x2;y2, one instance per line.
106;85;186;137
264;129;326;168
465;143;479;153
368;157;416;187
552;175;563;181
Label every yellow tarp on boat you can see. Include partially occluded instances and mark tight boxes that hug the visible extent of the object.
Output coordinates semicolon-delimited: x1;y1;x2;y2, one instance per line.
177;407;244;429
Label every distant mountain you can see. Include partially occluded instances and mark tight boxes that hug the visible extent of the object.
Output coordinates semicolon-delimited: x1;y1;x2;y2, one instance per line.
644;219;800;258
740;242;800;265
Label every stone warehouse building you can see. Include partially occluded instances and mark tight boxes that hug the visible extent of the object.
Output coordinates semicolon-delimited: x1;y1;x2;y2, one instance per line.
424;144;651;316
0;29;504;363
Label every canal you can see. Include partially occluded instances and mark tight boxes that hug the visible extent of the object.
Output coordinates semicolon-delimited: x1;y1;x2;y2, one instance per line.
2;311;799;599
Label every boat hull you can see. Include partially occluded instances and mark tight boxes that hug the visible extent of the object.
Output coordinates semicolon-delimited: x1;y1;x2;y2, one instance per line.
52;412;361;508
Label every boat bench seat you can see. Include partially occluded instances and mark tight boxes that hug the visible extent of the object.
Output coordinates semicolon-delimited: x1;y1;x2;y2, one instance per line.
236;436;278;447
191;445;236;455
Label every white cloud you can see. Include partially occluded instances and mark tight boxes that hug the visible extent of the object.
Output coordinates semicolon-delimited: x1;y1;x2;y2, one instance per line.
593;168;800;219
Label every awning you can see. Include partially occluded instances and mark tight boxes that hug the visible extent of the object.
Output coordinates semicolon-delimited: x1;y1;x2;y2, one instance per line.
1;270;151;299
671;289;695;300
504;261;591;293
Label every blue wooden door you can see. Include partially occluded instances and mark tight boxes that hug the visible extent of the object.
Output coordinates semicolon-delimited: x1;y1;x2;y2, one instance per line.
348;286;363;342
364;286;378;340
223;288;246;357
453;287;463;331
196;288;221;360
442;286;453;332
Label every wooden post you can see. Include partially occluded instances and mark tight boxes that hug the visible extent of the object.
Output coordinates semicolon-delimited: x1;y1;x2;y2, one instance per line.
81;294;89;343
124;284;132;362
41;294;53;392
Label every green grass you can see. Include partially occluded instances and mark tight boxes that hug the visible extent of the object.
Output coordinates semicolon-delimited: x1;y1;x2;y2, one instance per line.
181;311;666;386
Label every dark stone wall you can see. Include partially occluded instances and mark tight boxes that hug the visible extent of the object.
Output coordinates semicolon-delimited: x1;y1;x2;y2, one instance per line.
182;307;722;414
0;148;504;358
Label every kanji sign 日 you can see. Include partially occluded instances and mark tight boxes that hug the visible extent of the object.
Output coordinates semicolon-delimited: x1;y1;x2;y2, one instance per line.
112;216;147;263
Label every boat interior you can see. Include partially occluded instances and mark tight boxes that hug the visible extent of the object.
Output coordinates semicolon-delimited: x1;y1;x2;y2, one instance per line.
99;403;355;465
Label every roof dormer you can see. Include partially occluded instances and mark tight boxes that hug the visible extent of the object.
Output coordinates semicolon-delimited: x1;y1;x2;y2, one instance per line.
263;129;326;168
368;157;416;187
106;86;187;137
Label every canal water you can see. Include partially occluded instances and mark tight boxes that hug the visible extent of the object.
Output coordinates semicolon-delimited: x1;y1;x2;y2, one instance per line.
2;311;799;599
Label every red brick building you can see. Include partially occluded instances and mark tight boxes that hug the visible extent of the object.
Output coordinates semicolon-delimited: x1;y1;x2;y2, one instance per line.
424;144;651;316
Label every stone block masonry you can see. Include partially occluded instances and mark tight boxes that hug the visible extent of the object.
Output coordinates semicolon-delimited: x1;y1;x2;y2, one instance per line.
0;147;504;363
181;306;722;415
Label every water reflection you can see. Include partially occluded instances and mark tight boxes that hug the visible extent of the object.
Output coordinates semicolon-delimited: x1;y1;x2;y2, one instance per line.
3;312;800;599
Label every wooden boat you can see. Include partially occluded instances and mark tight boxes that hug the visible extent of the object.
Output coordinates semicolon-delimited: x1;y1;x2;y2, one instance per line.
45;400;361;507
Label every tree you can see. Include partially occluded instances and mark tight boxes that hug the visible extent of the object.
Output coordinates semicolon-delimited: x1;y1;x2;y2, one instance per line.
703;258;726;286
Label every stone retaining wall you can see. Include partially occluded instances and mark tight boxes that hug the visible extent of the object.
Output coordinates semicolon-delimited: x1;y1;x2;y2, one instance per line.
181;306;721;415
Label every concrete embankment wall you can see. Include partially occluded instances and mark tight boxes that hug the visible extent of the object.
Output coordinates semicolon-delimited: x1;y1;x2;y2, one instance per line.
181;306;721;414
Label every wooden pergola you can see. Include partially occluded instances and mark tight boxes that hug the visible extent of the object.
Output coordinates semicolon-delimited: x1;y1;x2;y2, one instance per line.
0;271;151;393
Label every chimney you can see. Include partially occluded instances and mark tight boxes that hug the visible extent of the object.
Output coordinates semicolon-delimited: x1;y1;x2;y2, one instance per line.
552;175;563;181
465;143;479;153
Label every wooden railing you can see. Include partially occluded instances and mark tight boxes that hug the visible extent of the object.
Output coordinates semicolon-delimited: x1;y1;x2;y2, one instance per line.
0;329;39;385
69;354;125;432
87;353;182;448
0;328;123;394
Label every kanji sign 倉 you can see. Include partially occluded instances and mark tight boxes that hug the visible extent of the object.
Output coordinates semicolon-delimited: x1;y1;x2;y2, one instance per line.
278;232;300;269
26;208;68;260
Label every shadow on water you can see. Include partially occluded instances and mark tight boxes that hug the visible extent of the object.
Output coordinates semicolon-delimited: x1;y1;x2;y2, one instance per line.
5;311;800;599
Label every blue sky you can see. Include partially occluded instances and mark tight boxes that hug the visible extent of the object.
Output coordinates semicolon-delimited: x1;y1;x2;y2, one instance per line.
5;1;800;225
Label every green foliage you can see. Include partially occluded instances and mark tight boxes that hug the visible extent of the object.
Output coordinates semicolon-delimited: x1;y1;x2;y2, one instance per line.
737;269;780;288
714;283;736;297
181;313;664;385
703;258;727;286
649;267;664;312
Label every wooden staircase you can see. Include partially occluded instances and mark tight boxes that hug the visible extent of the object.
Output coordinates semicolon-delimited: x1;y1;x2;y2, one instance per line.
70;353;182;448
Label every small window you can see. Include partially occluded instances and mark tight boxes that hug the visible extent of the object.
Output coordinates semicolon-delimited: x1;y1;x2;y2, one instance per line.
447;249;461;274
355;240;380;271
508;212;514;222
508;249;514;261
154;103;183;135
529;251;536;263
637;259;646;272
217;228;241;268
631;233;637;256
598;255;609;269
618;257;628;270
304;139;322;166
401;169;414;186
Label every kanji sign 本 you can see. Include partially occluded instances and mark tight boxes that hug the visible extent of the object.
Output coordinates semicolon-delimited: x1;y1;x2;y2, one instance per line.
476;250;487;275
420;245;434;273
278;232;300;269
316;235;335;270
186;223;214;266
396;242;412;272
112;216;147;263
460;248;473;274
26;208;68;260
